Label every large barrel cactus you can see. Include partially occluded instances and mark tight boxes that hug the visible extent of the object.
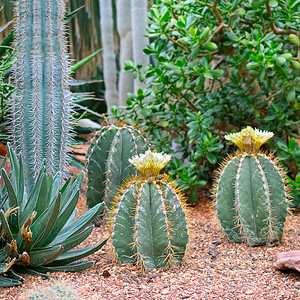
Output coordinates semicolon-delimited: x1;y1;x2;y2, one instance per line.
110;150;189;271
86;119;148;214
213;127;290;246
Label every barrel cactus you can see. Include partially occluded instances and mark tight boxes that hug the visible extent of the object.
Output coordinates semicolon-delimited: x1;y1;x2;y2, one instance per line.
86;119;148;216
213;127;290;246
109;150;189;271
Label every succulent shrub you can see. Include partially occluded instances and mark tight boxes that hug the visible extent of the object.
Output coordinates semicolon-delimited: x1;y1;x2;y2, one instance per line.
11;0;73;192
109;150;189;271
213;127;290;246
0;144;108;287
86;118;148;216
113;0;300;198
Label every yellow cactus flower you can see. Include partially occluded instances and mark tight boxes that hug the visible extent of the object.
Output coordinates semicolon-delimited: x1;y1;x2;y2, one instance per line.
225;126;274;152
128;150;171;176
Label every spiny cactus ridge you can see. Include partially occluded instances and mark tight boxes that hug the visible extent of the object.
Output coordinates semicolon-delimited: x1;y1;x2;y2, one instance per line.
86;119;148;215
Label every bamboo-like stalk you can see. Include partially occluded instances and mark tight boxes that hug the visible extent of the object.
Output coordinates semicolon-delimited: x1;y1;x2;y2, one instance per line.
131;0;149;93
117;0;133;105
99;0;118;113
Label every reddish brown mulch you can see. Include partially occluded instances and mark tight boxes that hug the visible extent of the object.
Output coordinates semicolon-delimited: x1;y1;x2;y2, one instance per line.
1;188;300;300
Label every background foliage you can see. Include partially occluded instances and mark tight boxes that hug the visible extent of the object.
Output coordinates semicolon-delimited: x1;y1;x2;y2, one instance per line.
113;0;300;201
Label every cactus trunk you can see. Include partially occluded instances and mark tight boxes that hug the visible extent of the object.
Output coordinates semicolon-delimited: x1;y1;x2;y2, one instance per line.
12;0;72;192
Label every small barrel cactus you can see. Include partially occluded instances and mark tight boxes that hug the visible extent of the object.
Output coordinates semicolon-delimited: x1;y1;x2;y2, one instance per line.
86;119;148;215
109;150;189;271
213;127;290;246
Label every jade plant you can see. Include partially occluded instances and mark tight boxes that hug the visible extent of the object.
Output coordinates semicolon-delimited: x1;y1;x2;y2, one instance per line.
109;150;189;271
213;127;290;246
11;0;73;192
0;144;108;287
86;118;148;217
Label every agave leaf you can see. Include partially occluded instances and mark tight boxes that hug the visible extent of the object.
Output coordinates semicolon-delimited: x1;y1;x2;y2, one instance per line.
0;274;21;287
32;260;94;273
0;245;12;261
47;237;108;266
42;190;79;246
49;172;61;204
55;226;94;253
51;202;104;245
60;172;83;208
19;167;45;225
0;32;14;57
29;245;64;267
33;173;50;219
0;209;13;241
31;193;61;247
0;258;15;274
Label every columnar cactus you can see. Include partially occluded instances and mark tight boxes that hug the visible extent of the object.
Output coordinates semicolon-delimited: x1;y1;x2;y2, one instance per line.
11;0;72;192
213;127;290;246
86;119;148;215
109;150;189;271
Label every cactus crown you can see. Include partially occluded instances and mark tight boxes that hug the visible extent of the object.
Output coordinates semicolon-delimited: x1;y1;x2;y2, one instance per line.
225;126;274;152
128;150;171;178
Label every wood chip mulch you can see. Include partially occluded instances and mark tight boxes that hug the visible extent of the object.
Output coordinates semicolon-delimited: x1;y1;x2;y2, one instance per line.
1;187;300;300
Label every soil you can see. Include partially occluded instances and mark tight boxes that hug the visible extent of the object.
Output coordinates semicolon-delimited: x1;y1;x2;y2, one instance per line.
1;187;300;300
0;143;299;299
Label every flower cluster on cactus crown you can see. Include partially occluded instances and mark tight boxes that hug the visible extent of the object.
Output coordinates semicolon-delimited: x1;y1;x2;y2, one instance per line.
225;126;274;151
128;150;171;176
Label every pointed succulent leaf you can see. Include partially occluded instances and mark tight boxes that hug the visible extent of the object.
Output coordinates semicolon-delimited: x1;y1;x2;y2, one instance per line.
42;190;79;246
53;226;94;253
0;274;21;287
31;193;61;247
31;260;94;273
29;245;64;267
53;202;104;244
0;209;13;241
47;237;108;266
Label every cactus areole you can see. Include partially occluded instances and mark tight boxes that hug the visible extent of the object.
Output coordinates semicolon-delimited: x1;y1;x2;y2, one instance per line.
213;127;290;246
110;150;189;271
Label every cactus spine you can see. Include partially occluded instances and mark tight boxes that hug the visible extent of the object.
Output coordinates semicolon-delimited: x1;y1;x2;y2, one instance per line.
110;150;189;271
11;0;72;192
86;119;148;215
213;127;290;246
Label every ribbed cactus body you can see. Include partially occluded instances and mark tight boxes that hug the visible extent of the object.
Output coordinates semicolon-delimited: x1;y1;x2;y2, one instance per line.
214;127;290;246
111;174;189;270
86;122;148;212
12;0;72;192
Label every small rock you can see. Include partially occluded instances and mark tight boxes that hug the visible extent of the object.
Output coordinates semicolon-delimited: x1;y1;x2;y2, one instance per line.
213;240;222;246
210;245;216;250
274;250;300;272
250;253;258;260
149;274;158;279
208;250;214;256
103;270;111;277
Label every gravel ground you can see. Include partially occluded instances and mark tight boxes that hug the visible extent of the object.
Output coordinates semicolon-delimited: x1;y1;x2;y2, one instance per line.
1;189;299;300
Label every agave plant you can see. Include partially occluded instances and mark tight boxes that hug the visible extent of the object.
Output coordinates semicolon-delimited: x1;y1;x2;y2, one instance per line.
0;144;108;287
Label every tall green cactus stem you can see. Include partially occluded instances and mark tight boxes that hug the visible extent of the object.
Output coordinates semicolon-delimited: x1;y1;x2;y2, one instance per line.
11;0;72;192
86;119;148;215
213;127;290;246
109;150;189;271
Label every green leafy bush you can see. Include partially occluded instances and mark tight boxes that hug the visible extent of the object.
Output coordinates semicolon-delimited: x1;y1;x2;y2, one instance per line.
113;0;300;196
